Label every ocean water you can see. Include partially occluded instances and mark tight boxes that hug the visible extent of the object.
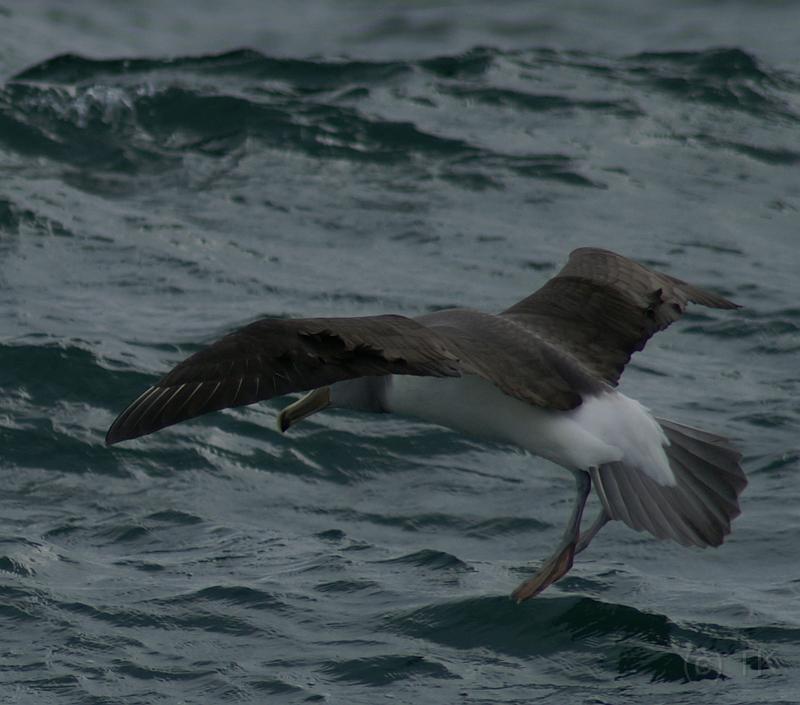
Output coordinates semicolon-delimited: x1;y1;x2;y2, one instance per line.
1;2;799;703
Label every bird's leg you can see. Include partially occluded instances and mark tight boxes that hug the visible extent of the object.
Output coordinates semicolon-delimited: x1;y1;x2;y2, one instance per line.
575;508;610;555
511;470;591;602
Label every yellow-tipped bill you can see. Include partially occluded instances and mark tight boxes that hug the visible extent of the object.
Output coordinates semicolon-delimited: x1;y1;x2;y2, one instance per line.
277;386;331;432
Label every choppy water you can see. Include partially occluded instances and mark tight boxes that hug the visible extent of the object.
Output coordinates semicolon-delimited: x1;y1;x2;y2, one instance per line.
2;2;800;704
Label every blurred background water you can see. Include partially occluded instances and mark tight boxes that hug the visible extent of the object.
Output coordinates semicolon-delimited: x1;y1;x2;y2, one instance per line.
1;1;799;703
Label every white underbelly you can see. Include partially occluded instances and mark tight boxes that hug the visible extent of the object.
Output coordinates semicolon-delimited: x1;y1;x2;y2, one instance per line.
385;374;673;483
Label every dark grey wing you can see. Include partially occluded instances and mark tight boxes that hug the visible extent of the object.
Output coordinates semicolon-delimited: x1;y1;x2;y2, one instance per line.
502;248;739;387
416;308;606;411
106;315;461;445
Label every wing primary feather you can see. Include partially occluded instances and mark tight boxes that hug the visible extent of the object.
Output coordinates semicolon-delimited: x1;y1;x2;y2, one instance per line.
127;386;172;433
106;385;160;444
232;376;244;406
111;385;158;429
168;381;206;421
206;380;222;404
114;385;161;432
149;382;187;424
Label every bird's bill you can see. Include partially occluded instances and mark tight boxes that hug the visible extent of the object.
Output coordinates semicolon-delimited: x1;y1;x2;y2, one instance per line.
277;387;331;432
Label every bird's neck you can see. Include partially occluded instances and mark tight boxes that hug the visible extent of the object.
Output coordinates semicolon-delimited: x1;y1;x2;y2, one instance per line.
329;376;389;413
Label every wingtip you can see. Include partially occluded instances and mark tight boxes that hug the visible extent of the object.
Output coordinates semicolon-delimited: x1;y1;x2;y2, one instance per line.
105;422;149;446
105;417;143;446
691;289;741;311
713;294;741;310
105;427;124;446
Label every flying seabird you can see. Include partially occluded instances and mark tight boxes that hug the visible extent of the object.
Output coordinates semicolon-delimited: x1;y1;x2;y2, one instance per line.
106;248;747;601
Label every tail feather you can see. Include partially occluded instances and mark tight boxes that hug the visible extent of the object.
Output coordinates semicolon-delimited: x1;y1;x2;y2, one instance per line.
625;459;704;546
663;443;740;515
593;464;633;526
660;420;747;489
590;418;746;547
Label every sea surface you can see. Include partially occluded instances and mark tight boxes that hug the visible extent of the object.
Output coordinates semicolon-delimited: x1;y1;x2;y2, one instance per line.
1;2;799;704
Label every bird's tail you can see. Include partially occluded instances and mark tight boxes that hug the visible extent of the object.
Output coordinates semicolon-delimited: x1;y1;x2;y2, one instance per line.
590;418;747;547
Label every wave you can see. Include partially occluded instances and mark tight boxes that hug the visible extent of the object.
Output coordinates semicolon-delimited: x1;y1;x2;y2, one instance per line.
383;593;787;681
2;46;794;203
2;41;798;704
321;653;457;685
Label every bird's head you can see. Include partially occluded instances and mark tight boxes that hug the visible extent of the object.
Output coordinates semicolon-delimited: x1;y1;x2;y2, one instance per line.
277;377;387;432
277;386;331;432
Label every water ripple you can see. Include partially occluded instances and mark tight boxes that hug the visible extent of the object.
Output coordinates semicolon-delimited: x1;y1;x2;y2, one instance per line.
2;25;799;705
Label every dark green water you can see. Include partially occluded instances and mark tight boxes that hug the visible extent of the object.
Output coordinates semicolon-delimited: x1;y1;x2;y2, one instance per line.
1;2;799;704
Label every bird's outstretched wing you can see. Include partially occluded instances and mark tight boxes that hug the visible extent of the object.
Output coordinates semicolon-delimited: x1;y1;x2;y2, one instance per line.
107;249;739;445
106;315;461;445
502;247;739;387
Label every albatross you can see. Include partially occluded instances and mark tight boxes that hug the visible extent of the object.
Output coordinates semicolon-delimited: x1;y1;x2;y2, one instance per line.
106;248;746;601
